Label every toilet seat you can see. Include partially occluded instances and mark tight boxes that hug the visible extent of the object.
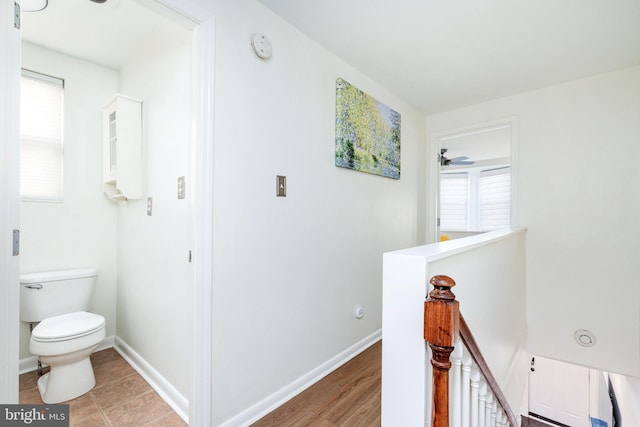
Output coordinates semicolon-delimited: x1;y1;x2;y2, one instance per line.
32;311;105;342
30;311;106;357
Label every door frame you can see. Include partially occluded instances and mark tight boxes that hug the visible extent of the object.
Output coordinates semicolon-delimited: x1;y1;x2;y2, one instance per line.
0;1;216;425
427;116;519;243
0;0;22;405
130;2;216;425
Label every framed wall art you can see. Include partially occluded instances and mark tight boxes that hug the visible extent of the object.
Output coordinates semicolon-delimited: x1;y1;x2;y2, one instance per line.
335;78;401;179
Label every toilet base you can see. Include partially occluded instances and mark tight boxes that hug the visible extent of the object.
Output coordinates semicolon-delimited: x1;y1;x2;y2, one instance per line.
37;356;96;404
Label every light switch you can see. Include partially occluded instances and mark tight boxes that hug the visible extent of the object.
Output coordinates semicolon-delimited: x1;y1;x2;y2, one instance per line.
276;175;286;197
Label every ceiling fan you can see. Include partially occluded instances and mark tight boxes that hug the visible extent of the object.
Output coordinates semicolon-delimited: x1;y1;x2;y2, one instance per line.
440;148;475;166
22;0;107;12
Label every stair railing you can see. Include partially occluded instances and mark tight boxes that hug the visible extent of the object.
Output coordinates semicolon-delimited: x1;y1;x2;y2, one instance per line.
424;275;519;427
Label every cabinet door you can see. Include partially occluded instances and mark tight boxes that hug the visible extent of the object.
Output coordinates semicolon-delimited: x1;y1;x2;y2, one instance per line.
103;101;118;183
114;97;143;198
102;95;142;199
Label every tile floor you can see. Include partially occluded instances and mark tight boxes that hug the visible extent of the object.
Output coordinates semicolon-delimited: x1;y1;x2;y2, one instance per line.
19;348;187;427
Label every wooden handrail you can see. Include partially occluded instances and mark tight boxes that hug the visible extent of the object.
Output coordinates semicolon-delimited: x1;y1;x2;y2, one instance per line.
459;313;519;427
424;275;518;427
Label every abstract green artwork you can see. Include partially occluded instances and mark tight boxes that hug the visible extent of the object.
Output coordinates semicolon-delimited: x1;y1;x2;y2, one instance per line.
335;78;401;179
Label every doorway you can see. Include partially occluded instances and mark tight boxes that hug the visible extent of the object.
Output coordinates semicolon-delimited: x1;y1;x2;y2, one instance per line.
2;0;214;424
529;355;613;427
430;118;518;242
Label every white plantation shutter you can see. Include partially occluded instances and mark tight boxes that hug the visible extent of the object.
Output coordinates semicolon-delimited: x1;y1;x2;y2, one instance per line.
20;70;64;202
479;167;510;230
440;172;468;230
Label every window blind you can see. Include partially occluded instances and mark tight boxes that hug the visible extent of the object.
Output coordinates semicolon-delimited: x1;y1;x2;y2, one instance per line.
440;172;468;230
479;167;511;230
20;69;64;202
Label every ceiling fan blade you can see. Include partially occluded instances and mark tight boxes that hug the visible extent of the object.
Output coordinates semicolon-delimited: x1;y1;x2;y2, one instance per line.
451;160;475;165
448;156;469;162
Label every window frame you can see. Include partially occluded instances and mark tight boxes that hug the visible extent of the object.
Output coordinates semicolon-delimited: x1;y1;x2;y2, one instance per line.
440;165;511;232
20;68;65;203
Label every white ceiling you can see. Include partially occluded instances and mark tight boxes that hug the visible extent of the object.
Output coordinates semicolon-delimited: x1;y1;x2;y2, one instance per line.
22;1;640;114
20;0;190;70
258;0;640;115
440;125;511;167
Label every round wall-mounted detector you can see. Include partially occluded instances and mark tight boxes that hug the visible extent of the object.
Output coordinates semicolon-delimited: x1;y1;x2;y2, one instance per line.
250;33;272;60
574;329;596;347
22;0;48;12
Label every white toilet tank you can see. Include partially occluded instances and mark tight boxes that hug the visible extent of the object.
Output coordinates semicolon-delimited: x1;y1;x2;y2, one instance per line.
20;269;97;323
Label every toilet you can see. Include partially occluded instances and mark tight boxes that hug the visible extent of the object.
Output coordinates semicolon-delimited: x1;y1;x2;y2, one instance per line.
20;269;105;404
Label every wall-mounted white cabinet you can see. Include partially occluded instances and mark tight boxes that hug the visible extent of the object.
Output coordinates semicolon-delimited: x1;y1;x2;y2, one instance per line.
103;94;143;200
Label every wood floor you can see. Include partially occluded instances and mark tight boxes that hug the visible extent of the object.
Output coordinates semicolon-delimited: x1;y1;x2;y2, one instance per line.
251;340;382;427
19;348;186;427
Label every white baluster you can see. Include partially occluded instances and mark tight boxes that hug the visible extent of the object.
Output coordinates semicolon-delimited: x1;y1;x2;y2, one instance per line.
501;409;508;427
490;398;498;427
478;380;487;427
485;392;493;427
470;368;480;427
462;354;472;427
451;340;463;427
495;410;502;427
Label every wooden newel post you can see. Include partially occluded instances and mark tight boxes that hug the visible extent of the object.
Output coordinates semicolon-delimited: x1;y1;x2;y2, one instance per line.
424;275;460;427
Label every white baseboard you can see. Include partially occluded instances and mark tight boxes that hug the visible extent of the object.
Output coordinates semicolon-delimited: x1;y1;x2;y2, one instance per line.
114;337;189;424
19;335;115;374
219;329;382;427
19;356;38;375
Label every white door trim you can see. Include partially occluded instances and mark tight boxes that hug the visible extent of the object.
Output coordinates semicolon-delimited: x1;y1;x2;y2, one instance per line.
0;0;22;404
189;16;216;427
135;1;216;425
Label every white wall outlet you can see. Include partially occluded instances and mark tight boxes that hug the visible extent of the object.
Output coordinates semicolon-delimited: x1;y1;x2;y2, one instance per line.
354;306;364;319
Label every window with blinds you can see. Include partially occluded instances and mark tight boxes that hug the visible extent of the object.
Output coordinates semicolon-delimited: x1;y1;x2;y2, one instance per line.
440;172;469;230
440;166;511;231
20;69;64;202
479;167;511;229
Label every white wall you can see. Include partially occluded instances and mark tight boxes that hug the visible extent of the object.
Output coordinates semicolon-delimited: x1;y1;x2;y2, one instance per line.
205;0;426;424
427;65;640;377
115;30;193;399
19;43;119;359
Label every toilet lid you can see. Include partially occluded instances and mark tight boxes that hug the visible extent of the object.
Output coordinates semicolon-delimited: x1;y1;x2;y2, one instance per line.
32;311;105;341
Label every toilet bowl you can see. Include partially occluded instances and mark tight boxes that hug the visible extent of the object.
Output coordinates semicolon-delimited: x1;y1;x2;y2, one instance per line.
20;269;105;404
30;311;106;403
